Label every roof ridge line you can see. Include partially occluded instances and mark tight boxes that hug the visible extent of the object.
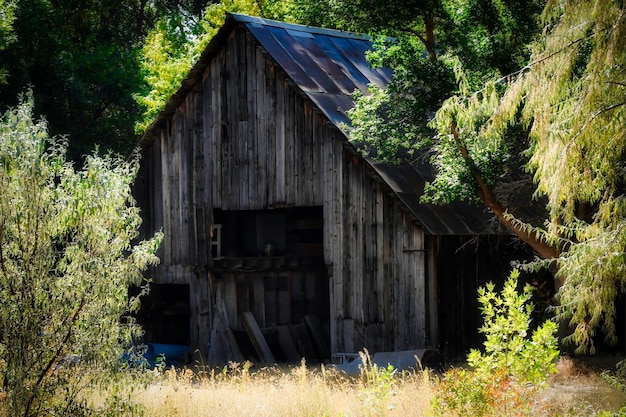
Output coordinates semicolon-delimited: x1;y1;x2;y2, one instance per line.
228;13;371;41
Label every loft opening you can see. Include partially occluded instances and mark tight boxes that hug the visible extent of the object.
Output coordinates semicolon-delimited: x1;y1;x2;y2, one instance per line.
210;206;330;363
212;206;324;259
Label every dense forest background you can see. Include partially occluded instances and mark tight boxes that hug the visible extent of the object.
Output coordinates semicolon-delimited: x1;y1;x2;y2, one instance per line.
0;0;624;353
0;0;542;159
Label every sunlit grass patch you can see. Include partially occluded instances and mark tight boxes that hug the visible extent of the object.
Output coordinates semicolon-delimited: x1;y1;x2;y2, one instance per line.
133;359;434;417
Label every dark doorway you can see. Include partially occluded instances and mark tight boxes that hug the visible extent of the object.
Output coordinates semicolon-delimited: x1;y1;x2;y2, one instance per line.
133;284;191;345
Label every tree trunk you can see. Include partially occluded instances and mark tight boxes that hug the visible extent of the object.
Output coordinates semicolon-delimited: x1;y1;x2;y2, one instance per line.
450;121;560;260
424;15;437;63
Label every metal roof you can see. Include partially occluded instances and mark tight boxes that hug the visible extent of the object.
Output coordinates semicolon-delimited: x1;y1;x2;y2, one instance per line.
238;14;392;131
141;13;498;235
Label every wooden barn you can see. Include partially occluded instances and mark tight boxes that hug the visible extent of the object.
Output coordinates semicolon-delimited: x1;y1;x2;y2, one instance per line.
134;14;532;364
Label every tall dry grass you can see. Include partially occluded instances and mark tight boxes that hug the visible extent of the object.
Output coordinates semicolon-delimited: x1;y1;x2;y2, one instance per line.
132;360;434;417
125;356;626;417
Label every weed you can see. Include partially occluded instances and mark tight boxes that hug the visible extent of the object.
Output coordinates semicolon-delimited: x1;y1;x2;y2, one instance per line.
357;349;398;417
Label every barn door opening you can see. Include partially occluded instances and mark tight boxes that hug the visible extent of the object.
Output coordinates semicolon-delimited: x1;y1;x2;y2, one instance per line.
209;206;330;364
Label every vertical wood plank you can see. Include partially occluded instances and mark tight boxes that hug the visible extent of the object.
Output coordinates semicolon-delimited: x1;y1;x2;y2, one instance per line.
312;113;321;204
160;130;172;265
375;183;385;324
264;274;277;326
253;47;266;208
224;273;238;329
427;237;439;347
253;277;265;327
276;325;301;362
190;270;212;357
211;51;223;207
275;71;286;204
301;105;313;205
321;125;336;353
332;139;345;352
284;90;295;204
277;272;291;325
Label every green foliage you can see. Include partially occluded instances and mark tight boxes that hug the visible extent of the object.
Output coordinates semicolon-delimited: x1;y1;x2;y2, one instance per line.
0;93;162;416
431;270;559;417
135;0;293;133
0;0;16;83
357;350;397;416
430;0;626;353
601;362;626;417
468;270;559;383
349;37;456;163
0;0;217;159
289;0;444;35
0;0;150;159
345;0;542;212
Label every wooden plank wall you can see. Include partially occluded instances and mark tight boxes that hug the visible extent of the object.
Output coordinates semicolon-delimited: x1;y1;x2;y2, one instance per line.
137;26;428;355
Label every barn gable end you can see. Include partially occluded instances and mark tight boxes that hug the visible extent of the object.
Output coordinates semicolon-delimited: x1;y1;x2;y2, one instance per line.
135;14;528;365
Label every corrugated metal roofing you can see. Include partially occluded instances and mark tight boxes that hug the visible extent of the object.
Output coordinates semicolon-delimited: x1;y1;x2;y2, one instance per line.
141;13;498;235
240;14;392;131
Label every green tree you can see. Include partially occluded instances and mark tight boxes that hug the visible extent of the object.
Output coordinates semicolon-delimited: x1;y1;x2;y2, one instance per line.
135;0;292;132
430;0;626;353
332;0;553;258
0;0;16;84
0;0;211;160
0;93;162;416
306;0;625;352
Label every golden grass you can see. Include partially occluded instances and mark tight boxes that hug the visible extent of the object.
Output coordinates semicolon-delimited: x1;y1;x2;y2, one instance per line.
532;357;626;416
113;356;626;417
132;360;434;417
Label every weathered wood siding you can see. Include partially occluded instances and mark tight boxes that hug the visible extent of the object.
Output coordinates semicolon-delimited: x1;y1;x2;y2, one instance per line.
136;26;427;355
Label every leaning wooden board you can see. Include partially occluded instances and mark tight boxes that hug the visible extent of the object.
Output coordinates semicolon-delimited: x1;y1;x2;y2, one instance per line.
241;311;276;364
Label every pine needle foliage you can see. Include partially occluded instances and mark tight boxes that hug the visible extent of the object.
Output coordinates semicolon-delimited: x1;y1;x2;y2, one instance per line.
431;0;626;353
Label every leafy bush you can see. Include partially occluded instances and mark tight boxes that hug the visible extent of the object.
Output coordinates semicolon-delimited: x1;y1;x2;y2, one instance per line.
0;93;161;416
431;269;559;416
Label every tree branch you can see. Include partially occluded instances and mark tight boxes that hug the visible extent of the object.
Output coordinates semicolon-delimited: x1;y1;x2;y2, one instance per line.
398;17;437;63
25;298;86;417
450;120;560;260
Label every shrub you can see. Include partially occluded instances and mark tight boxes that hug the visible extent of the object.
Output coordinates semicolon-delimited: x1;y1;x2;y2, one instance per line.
431;269;559;416
0;93;161;416
358;350;398;416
